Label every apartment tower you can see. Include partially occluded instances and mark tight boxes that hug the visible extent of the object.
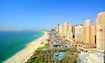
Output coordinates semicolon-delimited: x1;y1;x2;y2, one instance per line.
85;19;95;46
75;25;85;43
58;24;64;37
56;24;59;33
63;22;70;37
96;12;105;50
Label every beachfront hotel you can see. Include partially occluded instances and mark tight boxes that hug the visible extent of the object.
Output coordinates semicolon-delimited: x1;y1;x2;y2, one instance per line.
55;24;59;33
54;12;105;63
55;13;104;47
58;24;64;37
63;22;70;37
64;22;73;39
96;12;105;50
67;23;73;39
85;20;96;47
74;25;85;43
56;22;73;39
85;12;105;63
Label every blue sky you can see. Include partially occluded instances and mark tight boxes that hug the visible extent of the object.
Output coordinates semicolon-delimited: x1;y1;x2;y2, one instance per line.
0;0;105;31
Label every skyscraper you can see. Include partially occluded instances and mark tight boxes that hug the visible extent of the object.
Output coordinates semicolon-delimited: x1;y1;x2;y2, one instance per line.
67;23;73;39
58;24;64;37
85;19;95;46
75;25;85;43
63;22;70;37
96;12;105;50
56;24;59;33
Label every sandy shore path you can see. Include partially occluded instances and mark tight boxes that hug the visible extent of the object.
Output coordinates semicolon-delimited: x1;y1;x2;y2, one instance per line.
3;31;48;63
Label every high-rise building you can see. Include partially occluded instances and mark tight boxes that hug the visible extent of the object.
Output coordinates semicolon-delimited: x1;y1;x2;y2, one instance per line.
67;31;73;39
85;19;95;46
63;22;70;37
96;12;105;50
56;24;59;33
75;25;85;43
72;25;76;38
58;24;64;37
85;19;91;26
56;22;73;39
67;23;73;39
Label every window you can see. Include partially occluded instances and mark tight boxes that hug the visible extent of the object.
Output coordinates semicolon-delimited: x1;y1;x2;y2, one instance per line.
100;29;103;32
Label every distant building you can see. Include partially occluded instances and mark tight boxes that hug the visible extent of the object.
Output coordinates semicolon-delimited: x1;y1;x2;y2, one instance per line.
96;12;105;50
56;24;59;33
58;24;64;37
63;22;70;37
67;31;73;39
72;25;77;38
75;25;85;43
85;19;95;46
67;23;73;39
85;19;91;26
55;22;73;39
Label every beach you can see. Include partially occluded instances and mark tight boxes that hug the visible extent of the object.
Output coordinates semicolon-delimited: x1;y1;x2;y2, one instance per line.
3;31;48;63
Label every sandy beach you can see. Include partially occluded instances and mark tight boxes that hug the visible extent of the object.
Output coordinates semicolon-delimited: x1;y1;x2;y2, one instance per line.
3;31;48;63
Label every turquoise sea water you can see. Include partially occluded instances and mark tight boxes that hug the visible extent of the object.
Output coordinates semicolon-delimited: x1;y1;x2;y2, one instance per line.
0;32;44;63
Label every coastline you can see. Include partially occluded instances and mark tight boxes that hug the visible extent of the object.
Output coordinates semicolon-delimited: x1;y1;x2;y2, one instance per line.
3;31;48;63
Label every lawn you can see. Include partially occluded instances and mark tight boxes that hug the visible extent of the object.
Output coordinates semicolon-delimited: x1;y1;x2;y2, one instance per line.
36;43;48;51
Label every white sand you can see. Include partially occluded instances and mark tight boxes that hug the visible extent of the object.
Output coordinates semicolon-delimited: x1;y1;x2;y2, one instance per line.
3;32;48;63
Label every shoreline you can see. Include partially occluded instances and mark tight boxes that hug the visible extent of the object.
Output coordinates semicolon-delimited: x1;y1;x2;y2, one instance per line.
3;31;48;63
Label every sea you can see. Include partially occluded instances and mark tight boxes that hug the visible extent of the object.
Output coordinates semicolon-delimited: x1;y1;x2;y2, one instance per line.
0;32;44;63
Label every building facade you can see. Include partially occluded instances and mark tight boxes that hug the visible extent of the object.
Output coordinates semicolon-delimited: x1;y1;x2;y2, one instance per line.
56;24;59;33
63;22;70;37
96;12;105;50
67;23;73;39
85;20;95;46
75;25;85;43
58;24;64;37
